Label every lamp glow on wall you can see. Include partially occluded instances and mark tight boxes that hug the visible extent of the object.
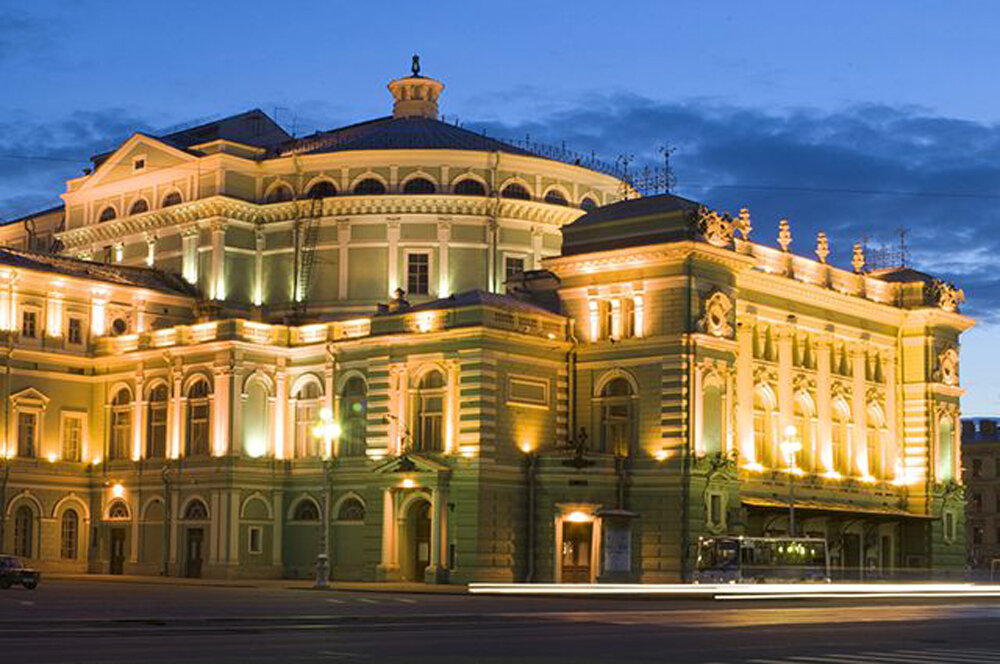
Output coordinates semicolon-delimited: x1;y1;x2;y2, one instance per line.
312;406;341;458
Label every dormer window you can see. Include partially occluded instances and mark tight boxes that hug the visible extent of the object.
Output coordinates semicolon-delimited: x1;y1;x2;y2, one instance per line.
98;207;117;223
162;192;182;207
129;199;149;215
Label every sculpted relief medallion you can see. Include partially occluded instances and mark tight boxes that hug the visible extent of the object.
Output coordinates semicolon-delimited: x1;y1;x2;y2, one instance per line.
701;291;734;338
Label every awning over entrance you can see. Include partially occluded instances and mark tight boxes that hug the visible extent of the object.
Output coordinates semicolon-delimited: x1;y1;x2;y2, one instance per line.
741;496;934;520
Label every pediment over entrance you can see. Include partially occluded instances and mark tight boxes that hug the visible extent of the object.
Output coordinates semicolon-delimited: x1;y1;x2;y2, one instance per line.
373;453;451;477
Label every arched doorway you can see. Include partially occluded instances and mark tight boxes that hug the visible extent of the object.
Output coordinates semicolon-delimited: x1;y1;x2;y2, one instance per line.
403;499;432;582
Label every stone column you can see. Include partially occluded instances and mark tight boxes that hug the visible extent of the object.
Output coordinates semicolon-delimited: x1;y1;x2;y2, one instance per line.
885;352;899;478
387;219;401;297
253;230;265;306
145;232;157;268
273;364;288;459
337;220;350;301
852;346;867;476
169;363;183;459
735;319;754;463
377;489;398;579
437;220;451;297
181;225;199;286
816;336;833;472
426;482;449;583
777;325;795;439
212;361;232;457
531;226;544;270
210;220;227;301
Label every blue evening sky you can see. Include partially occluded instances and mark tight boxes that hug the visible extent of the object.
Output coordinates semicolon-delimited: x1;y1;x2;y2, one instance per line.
2;1;999;413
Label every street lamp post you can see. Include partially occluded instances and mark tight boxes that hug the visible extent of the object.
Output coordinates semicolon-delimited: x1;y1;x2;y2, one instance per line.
312;407;341;589
780;425;802;538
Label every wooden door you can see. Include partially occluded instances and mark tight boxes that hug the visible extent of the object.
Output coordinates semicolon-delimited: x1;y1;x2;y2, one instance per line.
412;503;431;581
109;528;126;575
561;522;593;583
185;528;204;578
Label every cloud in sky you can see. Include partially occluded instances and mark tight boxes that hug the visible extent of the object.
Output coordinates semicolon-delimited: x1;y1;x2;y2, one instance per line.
2;93;997;320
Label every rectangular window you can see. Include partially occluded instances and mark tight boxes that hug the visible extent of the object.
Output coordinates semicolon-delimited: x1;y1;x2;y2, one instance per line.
248;526;263;554
709;493;723;527
973;493;983;512
406;252;430;295
67;317;83;345
973;458;983;478
61;414;83;462
944;511;956;542
21;311;36;338
504;256;526;282
508;376;549;407
973;527;984;545
17;412;37;458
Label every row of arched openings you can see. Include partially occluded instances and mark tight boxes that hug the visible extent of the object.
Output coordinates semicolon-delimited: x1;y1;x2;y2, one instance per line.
98;192;181;222
12;505;80;561
287;496;366;522
261;177;599;209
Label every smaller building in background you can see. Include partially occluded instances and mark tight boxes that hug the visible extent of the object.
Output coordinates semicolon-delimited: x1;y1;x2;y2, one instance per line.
962;417;1000;578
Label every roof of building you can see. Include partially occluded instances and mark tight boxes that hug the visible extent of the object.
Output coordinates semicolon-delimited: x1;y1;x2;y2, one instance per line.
0;248;200;297
1;205;64;228
279;115;537;158
560;193;703;256
391;289;559;317
869;266;937;284
567;193;701;228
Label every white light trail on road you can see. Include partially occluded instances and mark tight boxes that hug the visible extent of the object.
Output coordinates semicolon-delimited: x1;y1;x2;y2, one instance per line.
468;582;1000;599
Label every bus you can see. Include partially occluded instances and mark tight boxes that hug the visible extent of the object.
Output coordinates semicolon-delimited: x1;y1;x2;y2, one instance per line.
694;536;830;584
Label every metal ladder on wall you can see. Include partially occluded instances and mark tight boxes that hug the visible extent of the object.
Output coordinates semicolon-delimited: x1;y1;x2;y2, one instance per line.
293;195;324;321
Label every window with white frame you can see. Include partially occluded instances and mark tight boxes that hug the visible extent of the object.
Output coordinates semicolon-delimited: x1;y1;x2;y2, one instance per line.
10;389;47;459
406;252;430;295
67;316;83;345
248;526;263;554
60;412;85;462
17;411;38;458
504;255;526;283
21;309;37;338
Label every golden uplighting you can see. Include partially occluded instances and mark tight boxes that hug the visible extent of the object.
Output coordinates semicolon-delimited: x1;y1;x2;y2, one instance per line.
743;462;765;473
401;478;417;489
47;453;58;463
566;511;591;523
111;483;125;498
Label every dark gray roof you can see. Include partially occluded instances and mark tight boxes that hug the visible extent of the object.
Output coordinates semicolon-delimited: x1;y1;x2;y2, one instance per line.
568;193;701;228
868;267;937;284
561;193;703;256
395;289;558;317
0;248;200;297
281;116;537;157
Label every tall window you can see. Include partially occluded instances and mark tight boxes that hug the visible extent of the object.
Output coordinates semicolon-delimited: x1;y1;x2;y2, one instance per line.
294;381;321;458
701;383;722;455
67;317;83;345
14;505;32;558
832;402;849;475
61;414;82;462
146;385;168;459
753;389;773;467
599;377;635;456
109;388;132;461
866;408;885;478
61;509;79;560
185;379;211;457
21;311;37;338
793;398;812;471
16;412;37;458
938;417;955;482
413;370;445;452
341;377;367;457
504;256;526;283
406;253;430;295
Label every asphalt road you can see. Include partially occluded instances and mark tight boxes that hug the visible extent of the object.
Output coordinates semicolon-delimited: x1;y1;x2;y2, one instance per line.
5;580;1000;663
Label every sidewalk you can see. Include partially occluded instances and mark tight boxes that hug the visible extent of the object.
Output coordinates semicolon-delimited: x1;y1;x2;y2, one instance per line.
45;573;467;594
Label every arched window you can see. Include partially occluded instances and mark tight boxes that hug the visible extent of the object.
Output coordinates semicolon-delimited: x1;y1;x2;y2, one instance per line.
412;370;445;452
701;382;723;455
337;498;366;522
183;499;209;521
61;509;79;560
264;184;294;204
832;401;850;475
185;379;211;457
753;388;774;467
162;192;182;207
306;180;337;199
599;377;635;456
243;379;269;458
292;499;320;522
544;190;569;206
867;407;885;479
13;505;32;558
294;380;321;458
98;207;117;223
341;377;367;457
402;177;436;195
938;416;955;482
501;183;531;200
793;396;814;471
146;384;168;459
580;197;598;211
128;199;149;216
453;178;486;196
109;388;132;461
107;500;130;520
353;178;386;195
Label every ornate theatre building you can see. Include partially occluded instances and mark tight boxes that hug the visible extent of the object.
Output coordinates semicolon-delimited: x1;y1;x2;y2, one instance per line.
0;65;972;583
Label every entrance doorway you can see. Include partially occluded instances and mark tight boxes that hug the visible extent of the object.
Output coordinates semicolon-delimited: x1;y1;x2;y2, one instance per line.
842;532;861;580
109;528;126;575
561;521;593;583
404;500;432;582
185;528;205;578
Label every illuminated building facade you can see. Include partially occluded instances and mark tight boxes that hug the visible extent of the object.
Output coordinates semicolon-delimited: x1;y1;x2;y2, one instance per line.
0;65;972;582
962;417;1000;576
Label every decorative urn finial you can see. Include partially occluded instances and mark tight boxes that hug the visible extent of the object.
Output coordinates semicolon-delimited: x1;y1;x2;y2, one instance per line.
778;219;792;252
815;232;829;263
852;242;865;274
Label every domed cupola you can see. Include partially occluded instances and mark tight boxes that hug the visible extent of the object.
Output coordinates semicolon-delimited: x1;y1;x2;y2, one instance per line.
387;54;444;119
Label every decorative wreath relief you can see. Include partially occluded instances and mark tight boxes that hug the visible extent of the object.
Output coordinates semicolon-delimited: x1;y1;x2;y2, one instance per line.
938;347;959;386
696;206;734;248
700;291;733;338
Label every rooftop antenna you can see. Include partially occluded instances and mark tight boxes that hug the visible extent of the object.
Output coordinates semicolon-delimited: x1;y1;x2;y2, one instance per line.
660;144;678;194
616;153;634;200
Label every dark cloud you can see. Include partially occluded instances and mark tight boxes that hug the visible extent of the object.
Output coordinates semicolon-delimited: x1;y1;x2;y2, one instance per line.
467;97;1000;320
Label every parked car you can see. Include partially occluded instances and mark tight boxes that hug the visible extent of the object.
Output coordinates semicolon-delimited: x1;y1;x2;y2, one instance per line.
0;555;40;590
